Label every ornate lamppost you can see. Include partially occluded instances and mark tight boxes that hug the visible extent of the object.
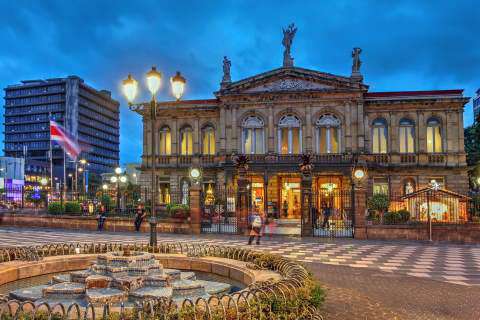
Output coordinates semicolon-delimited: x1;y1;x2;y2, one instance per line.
351;157;367;237
122;67;186;247
111;167;127;213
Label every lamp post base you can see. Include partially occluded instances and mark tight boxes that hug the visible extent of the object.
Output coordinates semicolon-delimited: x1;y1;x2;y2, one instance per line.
149;216;157;247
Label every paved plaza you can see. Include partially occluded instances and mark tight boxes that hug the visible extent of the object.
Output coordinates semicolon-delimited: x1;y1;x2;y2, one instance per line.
1;227;480;319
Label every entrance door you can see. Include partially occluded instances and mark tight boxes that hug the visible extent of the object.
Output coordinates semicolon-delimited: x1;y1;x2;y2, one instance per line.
313;178;353;238
280;178;301;219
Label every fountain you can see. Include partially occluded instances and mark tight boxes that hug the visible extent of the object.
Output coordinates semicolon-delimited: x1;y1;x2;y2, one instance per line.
8;250;233;306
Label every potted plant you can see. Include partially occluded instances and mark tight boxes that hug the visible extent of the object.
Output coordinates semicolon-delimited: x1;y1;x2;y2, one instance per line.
367;193;390;224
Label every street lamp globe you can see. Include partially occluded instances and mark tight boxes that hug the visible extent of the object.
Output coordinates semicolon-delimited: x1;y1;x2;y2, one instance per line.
120;176;127;183
110;176;118;183
353;168;365;180
115;167;122;175
122;74;138;103
80;159;87;165
146;66;162;96
102;184;108;190
476;177;480;185
40;178;48;186
170;71;186;100
78;167;84;173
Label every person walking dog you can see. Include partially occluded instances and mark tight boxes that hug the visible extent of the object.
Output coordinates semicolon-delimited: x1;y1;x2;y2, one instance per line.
248;209;263;245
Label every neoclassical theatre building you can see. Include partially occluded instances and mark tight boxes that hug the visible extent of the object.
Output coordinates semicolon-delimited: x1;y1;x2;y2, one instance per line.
137;29;469;222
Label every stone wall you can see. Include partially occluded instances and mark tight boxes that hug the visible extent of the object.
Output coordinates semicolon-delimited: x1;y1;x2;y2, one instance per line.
365;224;480;243
0;213;191;234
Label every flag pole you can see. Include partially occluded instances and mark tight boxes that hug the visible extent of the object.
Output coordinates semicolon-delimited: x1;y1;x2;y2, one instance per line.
48;115;53;195
63;150;67;203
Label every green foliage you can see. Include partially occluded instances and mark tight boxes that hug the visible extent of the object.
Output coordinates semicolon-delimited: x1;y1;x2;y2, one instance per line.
166;203;189;212
47;202;64;215
309;282;326;308
100;194;112;210
384;209;410;224
367;193;390;213
64;201;81;214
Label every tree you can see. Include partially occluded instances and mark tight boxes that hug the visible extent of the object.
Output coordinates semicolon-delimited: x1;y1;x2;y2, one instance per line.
464;121;480;191
464;123;480;166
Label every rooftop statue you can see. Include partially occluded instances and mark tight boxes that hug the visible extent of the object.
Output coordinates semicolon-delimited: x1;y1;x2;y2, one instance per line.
351;47;363;80
282;23;297;67
221;56;231;86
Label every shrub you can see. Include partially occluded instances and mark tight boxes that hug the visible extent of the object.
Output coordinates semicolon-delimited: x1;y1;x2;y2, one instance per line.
397;209;410;222
64;201;81;214
48;202;64;215
367;193;390;212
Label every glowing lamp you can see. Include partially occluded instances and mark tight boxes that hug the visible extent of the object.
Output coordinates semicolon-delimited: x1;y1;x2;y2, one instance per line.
170;71;186;100
40;178;48;186
353;169;365;180
102;184;108;190
146;66;162;95
122;74;138;103
120;176;127;183
115;167;122;175
110;176;118;183
189;168;201;179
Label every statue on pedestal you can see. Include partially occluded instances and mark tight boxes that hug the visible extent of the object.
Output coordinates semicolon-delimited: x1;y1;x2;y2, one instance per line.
351;47;363;81
282;23;297;67
221;56;231;87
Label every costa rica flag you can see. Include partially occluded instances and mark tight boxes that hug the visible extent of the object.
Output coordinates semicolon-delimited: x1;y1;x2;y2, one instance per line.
49;120;81;159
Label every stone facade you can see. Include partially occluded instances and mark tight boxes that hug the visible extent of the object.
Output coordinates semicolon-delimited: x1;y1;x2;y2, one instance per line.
134;63;469;212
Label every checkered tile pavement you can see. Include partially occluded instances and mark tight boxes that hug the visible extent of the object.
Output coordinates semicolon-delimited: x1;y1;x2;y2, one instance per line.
1;227;480;287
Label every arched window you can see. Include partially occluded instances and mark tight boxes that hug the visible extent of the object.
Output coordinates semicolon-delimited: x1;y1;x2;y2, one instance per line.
316;114;340;154
180;126;193;155
202;126;215;155
427;117;442;153
372;118;387;154
399;118;414;153
159;126;171;155
278;115;302;154
242;116;264;154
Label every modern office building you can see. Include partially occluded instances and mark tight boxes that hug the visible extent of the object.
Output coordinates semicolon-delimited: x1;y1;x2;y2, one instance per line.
0;156;25;202
3;76;120;182
474;89;480;122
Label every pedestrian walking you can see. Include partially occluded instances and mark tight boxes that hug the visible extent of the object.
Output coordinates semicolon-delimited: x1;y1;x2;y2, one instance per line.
311;205;319;229
248;209;263;245
97;211;106;231
134;204;146;232
321;201;332;229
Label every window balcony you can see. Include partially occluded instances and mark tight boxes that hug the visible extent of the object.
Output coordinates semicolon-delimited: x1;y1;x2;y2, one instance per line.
400;154;417;164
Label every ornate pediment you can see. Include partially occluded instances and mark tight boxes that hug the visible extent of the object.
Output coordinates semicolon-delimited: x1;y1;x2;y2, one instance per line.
244;78;333;93
216;67;368;96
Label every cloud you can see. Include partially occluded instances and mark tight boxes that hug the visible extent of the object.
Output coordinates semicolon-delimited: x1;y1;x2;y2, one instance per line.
0;0;478;164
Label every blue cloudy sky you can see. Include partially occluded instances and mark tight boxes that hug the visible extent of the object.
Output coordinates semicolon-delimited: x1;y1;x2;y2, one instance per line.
1;0;479;164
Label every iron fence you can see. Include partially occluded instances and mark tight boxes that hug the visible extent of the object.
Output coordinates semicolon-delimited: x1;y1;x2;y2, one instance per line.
312;190;354;238
368;190;479;225
201;187;238;234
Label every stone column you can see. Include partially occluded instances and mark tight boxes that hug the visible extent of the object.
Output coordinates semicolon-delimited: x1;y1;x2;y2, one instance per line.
345;102;352;152
353;184;367;239
237;167;249;235
232;107;238;153
189;183;202;234
300;174;313;236
305;105;312;153
268;105;275;152
357;101;365;151
220;105;226;153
